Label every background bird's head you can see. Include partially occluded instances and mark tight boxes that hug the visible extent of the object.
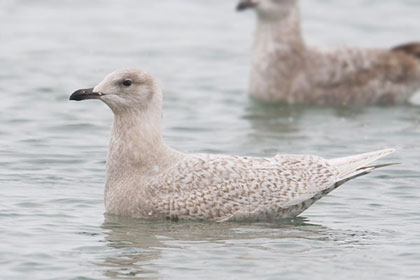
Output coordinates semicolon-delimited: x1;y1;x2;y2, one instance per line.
237;0;298;21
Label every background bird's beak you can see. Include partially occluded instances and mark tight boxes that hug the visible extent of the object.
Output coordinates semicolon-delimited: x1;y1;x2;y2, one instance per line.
69;88;103;101
236;0;257;11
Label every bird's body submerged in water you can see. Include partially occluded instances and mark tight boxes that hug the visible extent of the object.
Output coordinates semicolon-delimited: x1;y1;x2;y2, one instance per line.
70;69;395;221
237;0;420;105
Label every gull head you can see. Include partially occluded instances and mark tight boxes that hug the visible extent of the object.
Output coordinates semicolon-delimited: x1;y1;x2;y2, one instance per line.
237;0;297;21
70;68;161;114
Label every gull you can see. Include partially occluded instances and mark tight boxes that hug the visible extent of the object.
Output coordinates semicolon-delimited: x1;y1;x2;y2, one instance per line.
237;0;420;105
70;69;395;221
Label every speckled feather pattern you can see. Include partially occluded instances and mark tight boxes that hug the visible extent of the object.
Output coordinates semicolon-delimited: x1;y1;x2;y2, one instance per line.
148;154;337;221
248;0;420;105
138;149;391;221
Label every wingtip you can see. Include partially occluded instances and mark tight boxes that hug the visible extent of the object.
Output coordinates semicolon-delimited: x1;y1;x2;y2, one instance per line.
392;42;420;60
360;148;397;163
329;148;397;181
359;162;401;171
380;148;396;156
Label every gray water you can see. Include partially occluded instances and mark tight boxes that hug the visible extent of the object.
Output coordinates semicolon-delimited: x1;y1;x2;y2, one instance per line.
1;0;420;279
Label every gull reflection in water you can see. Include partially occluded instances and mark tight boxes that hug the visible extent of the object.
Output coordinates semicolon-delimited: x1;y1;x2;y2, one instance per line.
99;214;369;279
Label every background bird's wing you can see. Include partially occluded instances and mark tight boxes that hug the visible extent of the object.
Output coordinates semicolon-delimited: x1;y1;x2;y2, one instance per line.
305;47;420;104
392;42;420;60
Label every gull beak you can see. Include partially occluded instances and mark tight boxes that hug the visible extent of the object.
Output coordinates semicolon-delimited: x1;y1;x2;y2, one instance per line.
69;88;104;101
236;0;257;11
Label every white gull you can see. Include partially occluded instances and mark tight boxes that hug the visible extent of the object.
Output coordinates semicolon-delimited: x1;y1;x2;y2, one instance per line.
70;69;395;221
237;0;420;105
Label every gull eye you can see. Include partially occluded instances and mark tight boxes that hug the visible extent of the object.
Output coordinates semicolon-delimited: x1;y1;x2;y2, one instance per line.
122;79;132;87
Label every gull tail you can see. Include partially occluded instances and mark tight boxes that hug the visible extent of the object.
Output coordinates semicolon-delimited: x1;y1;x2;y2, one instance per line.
328;149;396;183
278;149;396;219
392;42;420;60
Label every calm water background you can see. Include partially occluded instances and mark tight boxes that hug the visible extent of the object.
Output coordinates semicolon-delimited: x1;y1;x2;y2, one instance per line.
1;0;420;279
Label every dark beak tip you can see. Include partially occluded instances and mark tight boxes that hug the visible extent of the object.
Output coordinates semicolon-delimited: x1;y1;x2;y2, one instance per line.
69;88;97;101
236;2;255;11
69;93;82;101
236;3;245;11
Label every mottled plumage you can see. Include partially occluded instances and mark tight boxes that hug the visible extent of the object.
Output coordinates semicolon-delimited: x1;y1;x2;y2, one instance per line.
237;0;420;105
70;69;395;221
